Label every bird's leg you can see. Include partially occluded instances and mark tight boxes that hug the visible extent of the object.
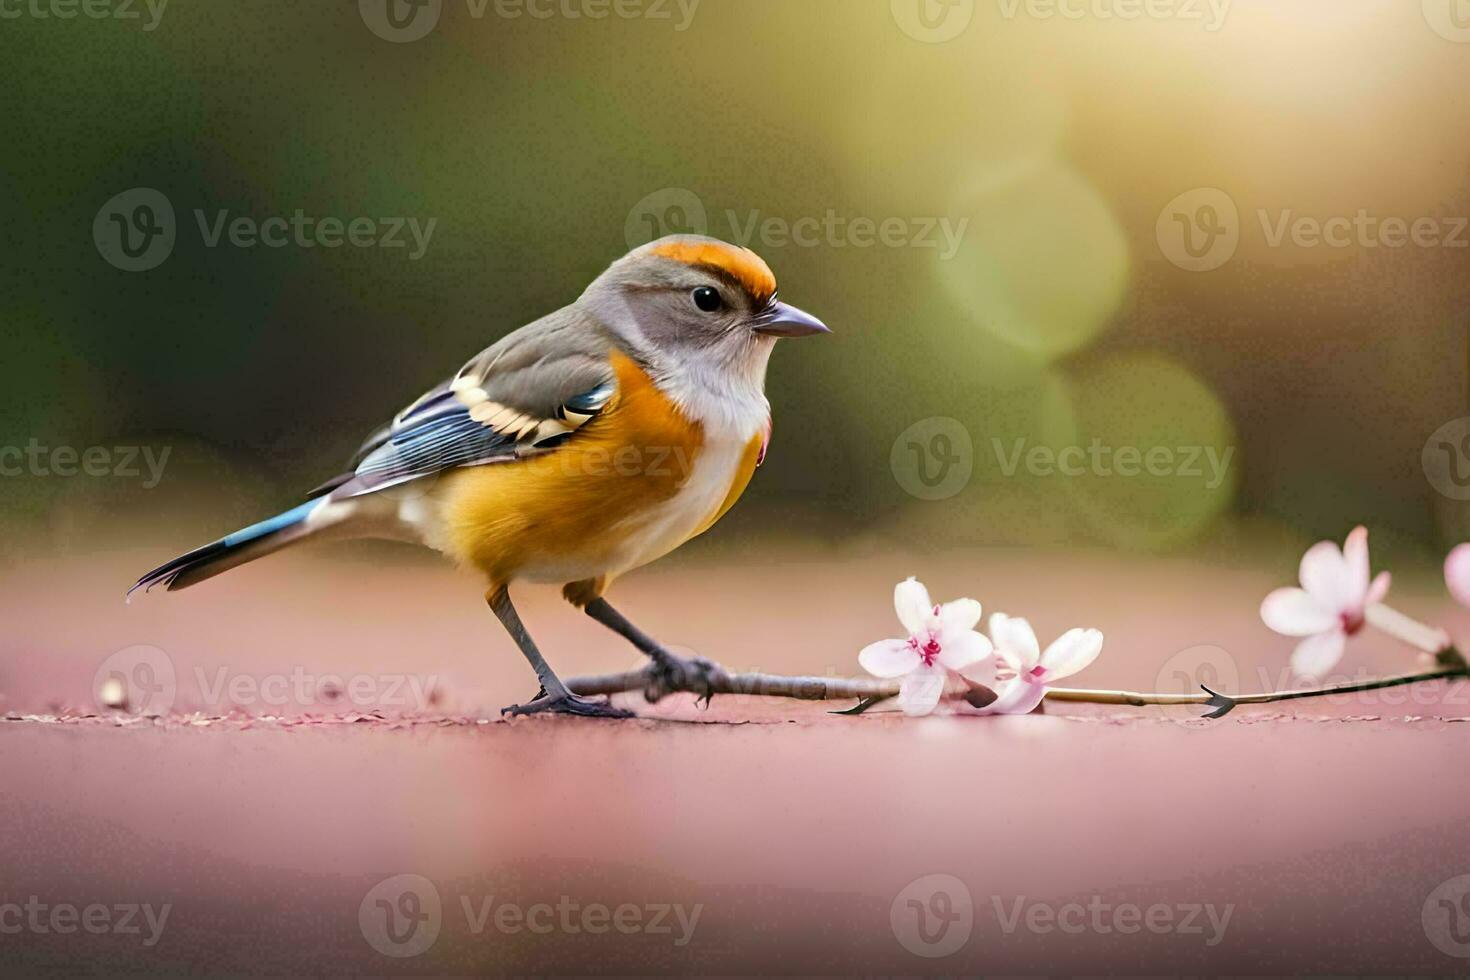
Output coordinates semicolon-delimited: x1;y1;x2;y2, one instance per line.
487;587;633;719
581;596;720;704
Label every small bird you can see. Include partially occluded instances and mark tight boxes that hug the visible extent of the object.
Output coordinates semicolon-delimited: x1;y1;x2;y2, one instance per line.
132;235;830;717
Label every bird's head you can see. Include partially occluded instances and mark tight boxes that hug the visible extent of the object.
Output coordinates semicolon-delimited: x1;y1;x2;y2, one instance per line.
580;235;829;379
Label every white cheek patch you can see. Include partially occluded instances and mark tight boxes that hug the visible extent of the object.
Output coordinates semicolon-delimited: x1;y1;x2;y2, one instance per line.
657;340;774;443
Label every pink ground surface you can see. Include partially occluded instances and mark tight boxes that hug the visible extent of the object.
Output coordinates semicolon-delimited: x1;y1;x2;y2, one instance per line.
4;544;1470;973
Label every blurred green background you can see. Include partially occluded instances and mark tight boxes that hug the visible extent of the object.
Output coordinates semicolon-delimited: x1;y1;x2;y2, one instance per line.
3;0;1469;570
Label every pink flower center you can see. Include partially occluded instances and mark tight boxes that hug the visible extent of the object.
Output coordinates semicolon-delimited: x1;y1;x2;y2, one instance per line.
1028;665;1047;679
909;634;943;667
1340;610;1364;635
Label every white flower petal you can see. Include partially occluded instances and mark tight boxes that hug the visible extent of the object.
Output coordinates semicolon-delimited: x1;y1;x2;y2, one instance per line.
1343;526;1370;599
972;677;1047;715
899;664;946;716
858;638;919;679
1039;628;1103;681
937;598;982;635
1260;587;1335;637
988;612;1040;671
894;577;933;636
1300;540;1354;611
939;629;993;671
1290;629;1346;680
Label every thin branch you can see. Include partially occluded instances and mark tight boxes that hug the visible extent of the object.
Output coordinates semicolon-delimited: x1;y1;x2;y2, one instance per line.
566;647;1470;720
567;666;900;702
1046;664;1470;719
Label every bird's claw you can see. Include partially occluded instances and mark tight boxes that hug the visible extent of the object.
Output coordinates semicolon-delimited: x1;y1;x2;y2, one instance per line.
647;652;721;707
501;690;635;719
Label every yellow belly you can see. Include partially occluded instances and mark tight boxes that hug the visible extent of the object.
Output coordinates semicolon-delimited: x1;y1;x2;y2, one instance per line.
434;352;762;589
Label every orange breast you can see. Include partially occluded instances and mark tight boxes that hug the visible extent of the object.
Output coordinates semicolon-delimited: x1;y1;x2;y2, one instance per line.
436;352;709;586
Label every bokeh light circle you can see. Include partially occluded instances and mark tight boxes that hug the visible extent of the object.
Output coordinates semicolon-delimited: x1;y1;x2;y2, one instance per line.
1040;353;1238;549
937;163;1130;360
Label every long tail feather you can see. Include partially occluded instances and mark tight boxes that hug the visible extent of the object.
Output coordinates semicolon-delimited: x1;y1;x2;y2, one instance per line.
129;499;328;597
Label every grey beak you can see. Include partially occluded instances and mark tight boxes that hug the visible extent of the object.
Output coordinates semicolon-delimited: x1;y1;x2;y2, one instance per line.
752;300;830;338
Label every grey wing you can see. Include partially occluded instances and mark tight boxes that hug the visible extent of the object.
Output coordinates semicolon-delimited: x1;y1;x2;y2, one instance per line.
319;310;616;499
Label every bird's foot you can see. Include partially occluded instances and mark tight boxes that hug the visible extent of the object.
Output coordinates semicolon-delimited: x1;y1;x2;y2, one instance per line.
501;688;635;719
646;651;722;706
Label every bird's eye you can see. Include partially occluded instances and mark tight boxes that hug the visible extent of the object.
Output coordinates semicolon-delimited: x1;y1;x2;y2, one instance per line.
692;286;723;313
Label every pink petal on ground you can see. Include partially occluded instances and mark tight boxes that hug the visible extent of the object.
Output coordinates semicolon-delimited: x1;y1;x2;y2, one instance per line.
859;638;920;679
1260;587;1335;637
972;677;1048;716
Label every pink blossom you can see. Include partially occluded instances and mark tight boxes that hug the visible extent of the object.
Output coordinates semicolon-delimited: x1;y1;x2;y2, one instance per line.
859;578;994;716
965;613;1103;715
1260;526;1390;679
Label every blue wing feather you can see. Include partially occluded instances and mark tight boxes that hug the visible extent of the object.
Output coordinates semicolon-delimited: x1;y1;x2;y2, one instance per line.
328;378;615;497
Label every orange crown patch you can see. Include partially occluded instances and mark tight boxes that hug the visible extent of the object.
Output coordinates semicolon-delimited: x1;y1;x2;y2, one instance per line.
652;240;777;305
